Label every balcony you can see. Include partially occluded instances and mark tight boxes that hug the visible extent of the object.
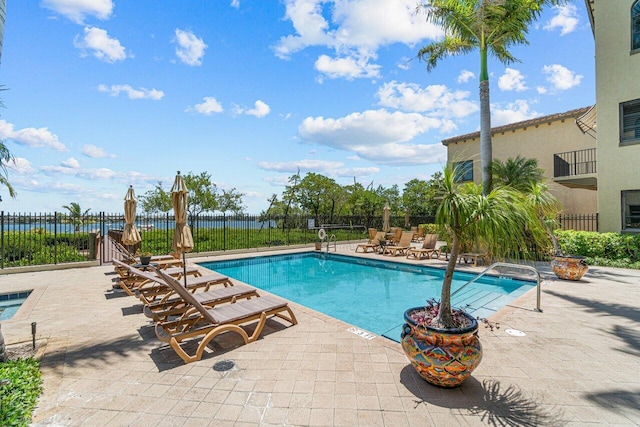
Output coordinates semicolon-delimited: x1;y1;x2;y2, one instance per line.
553;148;597;190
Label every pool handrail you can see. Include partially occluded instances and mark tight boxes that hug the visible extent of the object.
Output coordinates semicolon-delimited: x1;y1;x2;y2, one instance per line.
451;262;543;312
326;234;337;252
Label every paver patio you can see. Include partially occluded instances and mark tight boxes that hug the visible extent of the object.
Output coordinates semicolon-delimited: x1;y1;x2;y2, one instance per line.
1;243;639;426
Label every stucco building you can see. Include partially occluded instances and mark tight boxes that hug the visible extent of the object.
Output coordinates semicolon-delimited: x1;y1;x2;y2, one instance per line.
587;0;640;232
443;0;640;234
442;107;598;217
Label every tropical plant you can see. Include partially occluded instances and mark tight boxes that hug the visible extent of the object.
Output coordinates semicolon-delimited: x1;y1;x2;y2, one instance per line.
433;163;549;328
0;89;17;200
417;0;566;195
61;202;91;232
492;155;545;191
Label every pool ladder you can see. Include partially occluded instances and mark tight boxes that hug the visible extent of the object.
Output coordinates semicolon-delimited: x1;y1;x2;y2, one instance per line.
451;262;543;312
325;234;337;252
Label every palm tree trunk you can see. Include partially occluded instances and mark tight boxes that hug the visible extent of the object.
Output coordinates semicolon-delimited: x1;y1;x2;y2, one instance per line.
479;78;492;195
436;233;461;328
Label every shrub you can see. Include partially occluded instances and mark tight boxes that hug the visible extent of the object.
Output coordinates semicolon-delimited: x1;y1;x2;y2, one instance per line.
0;358;43;426
555;230;640;267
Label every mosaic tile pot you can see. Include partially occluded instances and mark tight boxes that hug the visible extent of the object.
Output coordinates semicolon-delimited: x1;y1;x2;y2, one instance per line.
551;255;589;281
401;308;482;388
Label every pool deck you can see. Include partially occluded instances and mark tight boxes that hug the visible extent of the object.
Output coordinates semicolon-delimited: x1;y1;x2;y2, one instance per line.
1;243;639;426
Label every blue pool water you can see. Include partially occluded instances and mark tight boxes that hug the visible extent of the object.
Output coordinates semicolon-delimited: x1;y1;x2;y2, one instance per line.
200;253;534;341
0;291;32;321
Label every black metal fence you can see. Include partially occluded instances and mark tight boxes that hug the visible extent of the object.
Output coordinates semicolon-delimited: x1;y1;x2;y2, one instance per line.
0;210;599;269
557;213;598;232
0;211;436;269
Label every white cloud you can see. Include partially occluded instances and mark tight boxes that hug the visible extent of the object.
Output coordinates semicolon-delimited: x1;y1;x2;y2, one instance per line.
82;145;115;158
4;157;35;175
234;100;271;118
542;64;583;91
298;109;447;165
457;70;475;83
97;84;164;100
274;0;442;80
543;5;579;36
174;29;207;66
498;68;527;92
397;57;411;71
315;52;381;80
74;27;128;63
491;100;540;127
40;165;119;181
0;120;66;151
258;159;380;177
376;81;478;119
230;0;240;8
42;0;114;24
188;97;224;115
61;157;80;168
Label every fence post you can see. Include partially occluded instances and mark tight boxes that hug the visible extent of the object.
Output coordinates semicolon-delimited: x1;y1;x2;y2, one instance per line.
52;211;57;265
223;213;227;251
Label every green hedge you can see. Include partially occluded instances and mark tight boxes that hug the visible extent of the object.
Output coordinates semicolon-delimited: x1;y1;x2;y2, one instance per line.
555;230;640;269
417;226;640;269
0;358;43;426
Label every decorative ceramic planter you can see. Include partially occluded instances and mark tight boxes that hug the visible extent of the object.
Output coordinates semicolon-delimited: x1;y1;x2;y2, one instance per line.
551;255;588;281
401;307;482;388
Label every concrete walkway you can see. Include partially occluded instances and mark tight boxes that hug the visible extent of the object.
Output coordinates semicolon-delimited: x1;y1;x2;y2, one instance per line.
1;244;639;426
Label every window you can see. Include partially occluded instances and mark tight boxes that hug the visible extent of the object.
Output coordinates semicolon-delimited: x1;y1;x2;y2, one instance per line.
633;1;640;51
620;99;640;144
622;190;640;231
453;160;473;182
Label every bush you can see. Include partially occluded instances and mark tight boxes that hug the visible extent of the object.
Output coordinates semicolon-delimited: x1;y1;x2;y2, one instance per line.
555;230;640;268
0;358;43;426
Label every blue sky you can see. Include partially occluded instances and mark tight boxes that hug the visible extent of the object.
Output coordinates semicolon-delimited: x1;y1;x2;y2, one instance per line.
0;0;594;214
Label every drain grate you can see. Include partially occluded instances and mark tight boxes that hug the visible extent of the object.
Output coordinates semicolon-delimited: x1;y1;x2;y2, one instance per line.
213;360;236;371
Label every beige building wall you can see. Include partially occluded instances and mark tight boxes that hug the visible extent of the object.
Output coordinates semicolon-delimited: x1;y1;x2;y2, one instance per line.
593;0;640;232
444;111;597;215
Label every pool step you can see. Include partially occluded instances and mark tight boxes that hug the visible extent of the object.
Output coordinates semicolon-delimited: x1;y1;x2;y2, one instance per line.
381;289;515;343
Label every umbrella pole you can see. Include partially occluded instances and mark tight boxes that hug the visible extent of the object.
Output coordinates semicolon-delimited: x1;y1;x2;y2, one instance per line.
183;252;187;288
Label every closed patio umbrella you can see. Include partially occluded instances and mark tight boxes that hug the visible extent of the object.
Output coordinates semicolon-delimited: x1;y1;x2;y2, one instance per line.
122;185;141;254
171;171;194;286
382;203;390;232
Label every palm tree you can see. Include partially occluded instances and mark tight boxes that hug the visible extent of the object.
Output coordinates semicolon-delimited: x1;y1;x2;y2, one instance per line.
492;155;545;191
434;163;548;328
62;202;91;232
0;89;16;200
0;140;15;199
417;0;565;195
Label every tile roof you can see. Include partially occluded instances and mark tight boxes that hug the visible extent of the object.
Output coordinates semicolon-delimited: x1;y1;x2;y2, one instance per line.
441;105;593;146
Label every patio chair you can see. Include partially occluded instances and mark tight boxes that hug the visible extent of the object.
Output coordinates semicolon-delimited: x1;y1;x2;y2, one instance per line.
153;268;298;363
383;231;414;256
112;259;201;297
355;231;385;253
406;234;440;260
387;228;402;245
119;262;239;305
112;240;177;264
367;228;378;243
119;265;260;321
411;226;425;243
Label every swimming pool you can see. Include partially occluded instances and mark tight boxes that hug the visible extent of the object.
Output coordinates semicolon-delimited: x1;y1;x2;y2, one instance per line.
0;291;32;321
200;253;534;341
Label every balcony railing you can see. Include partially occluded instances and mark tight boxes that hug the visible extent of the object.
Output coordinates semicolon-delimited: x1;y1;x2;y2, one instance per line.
554;148;596;178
